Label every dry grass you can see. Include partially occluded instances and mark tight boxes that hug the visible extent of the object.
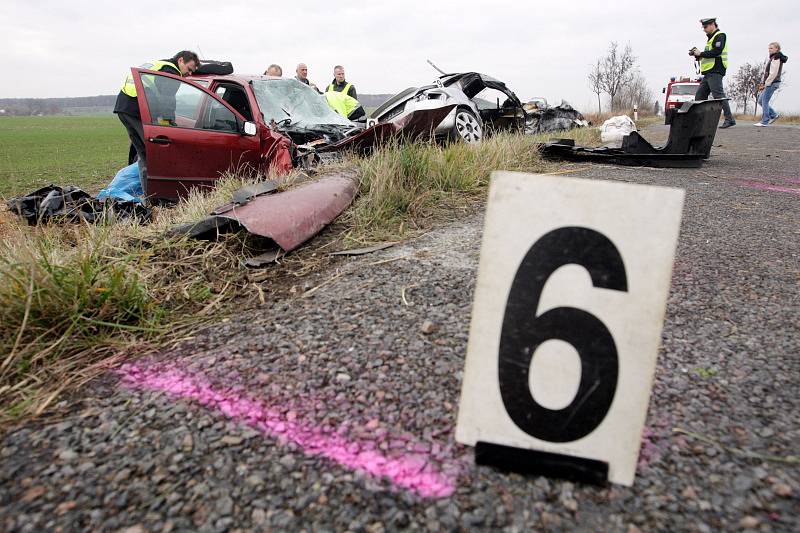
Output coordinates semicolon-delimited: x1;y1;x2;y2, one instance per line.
0;126;599;423
584;111;660;128
0;169;297;422
349;129;599;241
735;113;800;125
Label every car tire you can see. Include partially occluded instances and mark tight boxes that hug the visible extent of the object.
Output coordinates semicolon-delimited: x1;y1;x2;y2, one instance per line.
449;108;483;143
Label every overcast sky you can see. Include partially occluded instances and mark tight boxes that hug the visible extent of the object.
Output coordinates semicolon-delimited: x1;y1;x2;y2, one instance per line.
2;0;798;112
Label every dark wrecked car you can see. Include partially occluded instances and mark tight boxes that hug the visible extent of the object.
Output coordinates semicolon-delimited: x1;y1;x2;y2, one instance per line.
126;68;453;200
524;101;589;134
371;72;527;143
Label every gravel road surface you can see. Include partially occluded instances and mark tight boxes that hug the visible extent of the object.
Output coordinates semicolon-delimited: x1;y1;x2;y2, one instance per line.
1;123;798;532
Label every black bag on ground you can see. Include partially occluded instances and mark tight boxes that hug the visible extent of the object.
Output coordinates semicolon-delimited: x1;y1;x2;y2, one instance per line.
195;60;233;75
7;185;152;225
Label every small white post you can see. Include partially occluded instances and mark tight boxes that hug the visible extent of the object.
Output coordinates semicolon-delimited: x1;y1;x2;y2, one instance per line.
633;104;639;122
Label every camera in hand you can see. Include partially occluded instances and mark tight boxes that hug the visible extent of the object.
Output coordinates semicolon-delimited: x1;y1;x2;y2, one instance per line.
689;47;698;56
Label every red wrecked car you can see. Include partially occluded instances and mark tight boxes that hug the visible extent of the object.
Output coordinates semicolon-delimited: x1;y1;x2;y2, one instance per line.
128;68;454;201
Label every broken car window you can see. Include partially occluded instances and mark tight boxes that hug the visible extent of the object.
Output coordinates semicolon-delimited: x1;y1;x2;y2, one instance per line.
473;87;512;110
251;79;353;128
141;73;238;132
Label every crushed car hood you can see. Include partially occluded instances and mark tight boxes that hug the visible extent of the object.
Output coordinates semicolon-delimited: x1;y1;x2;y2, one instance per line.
372;72;522;119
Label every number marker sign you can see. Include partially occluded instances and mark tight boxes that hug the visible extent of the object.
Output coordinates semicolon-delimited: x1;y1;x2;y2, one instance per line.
456;171;684;486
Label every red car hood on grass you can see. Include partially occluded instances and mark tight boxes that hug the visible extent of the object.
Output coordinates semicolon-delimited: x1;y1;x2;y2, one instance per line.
216;172;358;252
170;170;359;254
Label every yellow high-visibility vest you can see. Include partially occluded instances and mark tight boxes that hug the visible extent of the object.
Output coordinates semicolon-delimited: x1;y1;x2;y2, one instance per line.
327;82;352;96
325;90;360;118
700;31;728;73
120;60;179;97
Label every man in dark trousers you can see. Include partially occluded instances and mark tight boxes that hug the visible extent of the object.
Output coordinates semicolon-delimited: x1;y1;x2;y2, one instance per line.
113;51;200;195
691;18;735;128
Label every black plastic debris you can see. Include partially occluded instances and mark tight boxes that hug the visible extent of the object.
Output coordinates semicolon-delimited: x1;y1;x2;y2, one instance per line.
475;441;609;486
7;185;152;225
211;180;279;216
538;99;725;168
193;60;234;76
526;102;589;134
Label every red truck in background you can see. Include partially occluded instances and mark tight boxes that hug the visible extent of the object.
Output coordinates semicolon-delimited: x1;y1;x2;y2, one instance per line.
663;76;701;111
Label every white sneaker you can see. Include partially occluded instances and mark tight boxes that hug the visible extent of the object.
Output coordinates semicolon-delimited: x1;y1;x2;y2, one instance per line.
754;122;768;127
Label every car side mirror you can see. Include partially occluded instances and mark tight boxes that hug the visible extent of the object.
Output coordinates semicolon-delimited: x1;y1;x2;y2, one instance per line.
243;121;257;136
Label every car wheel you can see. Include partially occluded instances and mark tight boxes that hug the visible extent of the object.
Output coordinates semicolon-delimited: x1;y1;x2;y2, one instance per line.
450;109;482;143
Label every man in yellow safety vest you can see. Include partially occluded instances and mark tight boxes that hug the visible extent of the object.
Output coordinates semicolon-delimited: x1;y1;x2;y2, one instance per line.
113;51;200;195
325;65;365;120
690;18;735;128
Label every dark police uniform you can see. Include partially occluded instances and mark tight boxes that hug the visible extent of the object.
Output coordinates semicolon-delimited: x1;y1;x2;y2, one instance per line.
693;18;736;127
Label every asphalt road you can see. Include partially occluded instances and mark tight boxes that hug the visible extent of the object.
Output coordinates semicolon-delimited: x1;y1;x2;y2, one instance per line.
1;123;798;532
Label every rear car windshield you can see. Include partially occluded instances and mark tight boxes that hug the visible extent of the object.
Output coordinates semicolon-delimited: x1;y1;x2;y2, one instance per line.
251;79;353;128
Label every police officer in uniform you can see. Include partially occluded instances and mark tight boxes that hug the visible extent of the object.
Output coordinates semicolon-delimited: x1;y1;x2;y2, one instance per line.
113;51;200;195
691;18;735;128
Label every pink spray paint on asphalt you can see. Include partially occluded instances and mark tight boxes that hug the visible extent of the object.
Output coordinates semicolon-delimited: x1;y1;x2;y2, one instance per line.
117;363;459;498
737;180;800;195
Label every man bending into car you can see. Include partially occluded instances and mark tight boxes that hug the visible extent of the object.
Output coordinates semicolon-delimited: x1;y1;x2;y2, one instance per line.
113;51;200;196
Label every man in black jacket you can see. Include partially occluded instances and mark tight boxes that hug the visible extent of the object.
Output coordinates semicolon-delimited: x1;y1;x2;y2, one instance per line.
113;51;200;195
691;18;735;128
327;65;357;100
295;63;320;93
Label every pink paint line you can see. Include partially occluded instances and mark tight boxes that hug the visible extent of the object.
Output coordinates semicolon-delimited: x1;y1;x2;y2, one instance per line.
738;181;800;195
742;176;800;186
117;363;458;498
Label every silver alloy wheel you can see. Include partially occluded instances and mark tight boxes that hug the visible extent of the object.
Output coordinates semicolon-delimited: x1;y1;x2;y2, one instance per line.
454;110;483;143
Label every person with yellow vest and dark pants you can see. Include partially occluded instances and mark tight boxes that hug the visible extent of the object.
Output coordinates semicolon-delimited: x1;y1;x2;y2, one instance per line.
325;65;366;121
691;18;735;128
113;51;200;196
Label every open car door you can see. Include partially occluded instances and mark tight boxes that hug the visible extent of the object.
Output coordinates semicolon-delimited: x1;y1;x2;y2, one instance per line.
131;68;262;200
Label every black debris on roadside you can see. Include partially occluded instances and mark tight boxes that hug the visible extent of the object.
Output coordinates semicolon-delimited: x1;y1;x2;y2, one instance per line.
7;185;152;225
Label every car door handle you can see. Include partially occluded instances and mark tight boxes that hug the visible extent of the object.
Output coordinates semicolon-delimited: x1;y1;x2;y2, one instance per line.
148;136;172;145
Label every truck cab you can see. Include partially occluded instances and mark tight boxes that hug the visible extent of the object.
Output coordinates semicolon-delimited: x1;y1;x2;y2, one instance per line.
663;76;701;112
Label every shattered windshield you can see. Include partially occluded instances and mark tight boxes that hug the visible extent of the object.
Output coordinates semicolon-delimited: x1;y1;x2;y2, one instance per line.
251;79;353;128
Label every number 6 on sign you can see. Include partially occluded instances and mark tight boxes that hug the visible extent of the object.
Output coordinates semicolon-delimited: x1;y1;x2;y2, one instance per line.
456;171;684;486
500;227;626;443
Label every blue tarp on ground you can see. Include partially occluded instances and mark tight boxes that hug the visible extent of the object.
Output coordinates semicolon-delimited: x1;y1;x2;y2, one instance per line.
97;162;144;203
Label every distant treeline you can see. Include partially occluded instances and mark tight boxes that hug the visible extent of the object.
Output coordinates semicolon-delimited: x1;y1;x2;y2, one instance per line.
0;95;116;116
0;93;396;117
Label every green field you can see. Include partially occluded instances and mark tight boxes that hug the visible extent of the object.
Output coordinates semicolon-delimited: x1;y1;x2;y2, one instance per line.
0;116;129;199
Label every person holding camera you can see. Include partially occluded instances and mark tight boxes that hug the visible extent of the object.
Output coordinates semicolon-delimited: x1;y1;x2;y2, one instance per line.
755;42;788;127
690;17;736;128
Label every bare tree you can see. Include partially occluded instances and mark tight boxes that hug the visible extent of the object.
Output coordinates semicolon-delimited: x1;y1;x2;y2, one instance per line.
729;63;763;116
587;60;604;114
725;79;747;114
616;71;654;113
599;42;637;111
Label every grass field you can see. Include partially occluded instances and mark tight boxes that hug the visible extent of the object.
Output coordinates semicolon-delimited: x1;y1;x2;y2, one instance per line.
0;116;129;199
